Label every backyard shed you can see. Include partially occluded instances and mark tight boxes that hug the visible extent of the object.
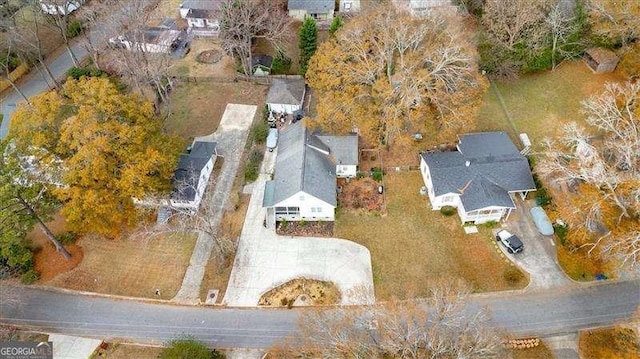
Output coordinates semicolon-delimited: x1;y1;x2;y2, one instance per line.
584;48;619;74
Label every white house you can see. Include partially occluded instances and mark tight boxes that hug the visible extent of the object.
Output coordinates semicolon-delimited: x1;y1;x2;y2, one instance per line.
109;27;186;54
339;0;360;13
179;0;222;36
263;121;358;228
288;0;334;21
393;0;455;16
266;78;306;114
171;140;218;212
39;0;83;15
419;132;536;224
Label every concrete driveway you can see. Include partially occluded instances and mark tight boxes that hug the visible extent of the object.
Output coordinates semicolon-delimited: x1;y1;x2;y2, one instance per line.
223;149;375;307
497;199;573;290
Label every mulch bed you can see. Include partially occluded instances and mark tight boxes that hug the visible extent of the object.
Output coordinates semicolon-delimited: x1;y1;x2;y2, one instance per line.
338;177;384;212
276;221;334;237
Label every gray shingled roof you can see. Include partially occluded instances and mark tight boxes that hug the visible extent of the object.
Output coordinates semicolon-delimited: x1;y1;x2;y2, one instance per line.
172;141;216;201
264;122;350;208
266;79;306;106
288;0;334;13
316;135;358;165
421;132;535;212
181;0;222;11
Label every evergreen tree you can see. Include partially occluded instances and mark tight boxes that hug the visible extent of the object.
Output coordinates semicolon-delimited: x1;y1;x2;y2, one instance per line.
329;15;344;36
298;16;318;77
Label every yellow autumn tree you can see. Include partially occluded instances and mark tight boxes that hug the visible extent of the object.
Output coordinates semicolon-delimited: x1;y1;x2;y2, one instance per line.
536;82;640;269
10;77;181;238
306;3;487;146
587;0;640;47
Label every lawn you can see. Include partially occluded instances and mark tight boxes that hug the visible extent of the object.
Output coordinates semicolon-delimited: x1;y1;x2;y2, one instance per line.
579;327;640;359
92;343;164;358
477;61;624;145
163;81;268;140
45;232;197;300
335;172;528;300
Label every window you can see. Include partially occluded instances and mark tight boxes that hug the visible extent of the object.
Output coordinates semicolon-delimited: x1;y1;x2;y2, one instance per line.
310;207;323;213
299;195;305;201
442;195;454;203
275;207;300;215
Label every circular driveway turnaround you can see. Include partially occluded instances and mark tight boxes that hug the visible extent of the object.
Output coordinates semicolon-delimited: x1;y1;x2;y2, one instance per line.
222;150;375;306
496;199;573;290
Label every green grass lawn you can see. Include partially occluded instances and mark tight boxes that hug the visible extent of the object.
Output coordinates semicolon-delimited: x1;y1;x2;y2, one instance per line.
335;172;528;300
477;61;625;146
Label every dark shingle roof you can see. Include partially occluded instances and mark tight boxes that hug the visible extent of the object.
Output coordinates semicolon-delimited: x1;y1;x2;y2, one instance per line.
181;0;222;11
252;54;273;69
288;0;334;13
266;79;306;106
316;135;358;165
421;132;535;211
172;141;216;201
264;122;351;207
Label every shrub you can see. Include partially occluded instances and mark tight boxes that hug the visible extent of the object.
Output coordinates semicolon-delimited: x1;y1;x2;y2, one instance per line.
271;52;292;75
160;338;218;359
440;206;456;216
503;266;524;284
280;297;289;306
532;174;552;207
56;231;77;245
370;167;383;182
67;67;106;80
554;223;569;246
66;19;83;38
0;53;21;73
250;120;269;145
244;149;263;182
20;269;40;285
482;220;498;228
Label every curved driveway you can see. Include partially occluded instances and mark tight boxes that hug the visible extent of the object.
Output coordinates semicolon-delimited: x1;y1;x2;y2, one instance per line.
222;150;375;306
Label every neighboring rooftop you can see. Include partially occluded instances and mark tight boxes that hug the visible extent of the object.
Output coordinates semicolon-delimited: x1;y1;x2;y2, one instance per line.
172;141;217;201
180;0;222;10
421;132;535;211
252;54;273;69
288;0;334;13
266;78;306;105
317;135;358;165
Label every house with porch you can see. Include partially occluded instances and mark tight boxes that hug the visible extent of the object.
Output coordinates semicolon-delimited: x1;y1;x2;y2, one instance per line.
39;0;83;15
288;0;334;21
263;121;358;228
179;0;222;36
419;132;536;224
170;139;218;212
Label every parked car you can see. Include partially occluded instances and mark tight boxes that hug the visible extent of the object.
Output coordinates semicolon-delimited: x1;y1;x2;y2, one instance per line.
530;206;554;236
496;229;524;254
266;128;278;152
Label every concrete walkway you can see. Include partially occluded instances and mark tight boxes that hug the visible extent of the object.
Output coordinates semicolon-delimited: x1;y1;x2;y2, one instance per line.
172;104;257;304
223;149;375;307
499;198;573;290
48;333;102;359
544;333;580;359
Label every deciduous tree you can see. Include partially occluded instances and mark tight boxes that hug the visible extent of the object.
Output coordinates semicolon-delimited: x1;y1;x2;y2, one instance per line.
307;4;487;146
271;283;504;358
586;0;640;48
219;0;291;76
537;82;640;270
10;77;181;238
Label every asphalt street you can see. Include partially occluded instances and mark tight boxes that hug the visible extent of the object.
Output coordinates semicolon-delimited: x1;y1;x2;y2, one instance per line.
1;280;638;349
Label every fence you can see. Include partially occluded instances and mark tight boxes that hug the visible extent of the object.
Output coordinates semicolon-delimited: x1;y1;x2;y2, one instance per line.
173;73;303;86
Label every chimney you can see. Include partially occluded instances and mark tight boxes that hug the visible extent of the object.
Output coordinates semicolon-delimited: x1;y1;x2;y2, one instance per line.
465;160;470;167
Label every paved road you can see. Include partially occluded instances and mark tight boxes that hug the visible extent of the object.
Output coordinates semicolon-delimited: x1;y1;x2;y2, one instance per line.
1;280;638;349
223;149;375;306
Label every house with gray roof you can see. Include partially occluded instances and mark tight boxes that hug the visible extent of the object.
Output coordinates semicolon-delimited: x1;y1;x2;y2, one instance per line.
263;121;358;227
179;0;223;36
419;132;535;224
266;78;306;114
288;0;334;21
171;139;218;212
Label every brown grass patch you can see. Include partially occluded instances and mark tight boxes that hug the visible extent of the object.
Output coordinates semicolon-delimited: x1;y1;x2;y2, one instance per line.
95;343;164;359
170;39;235;78
338;177;384;212
259;278;341;307
557;245;609;281
47;232;197;299
163;81;267;140
579;327;640;359
335;172;528;300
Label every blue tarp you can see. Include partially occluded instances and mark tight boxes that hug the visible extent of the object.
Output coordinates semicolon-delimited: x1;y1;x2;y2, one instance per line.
530;206;554;236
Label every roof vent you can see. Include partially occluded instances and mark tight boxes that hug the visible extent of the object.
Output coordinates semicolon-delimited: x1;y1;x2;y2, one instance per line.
465;160;470;167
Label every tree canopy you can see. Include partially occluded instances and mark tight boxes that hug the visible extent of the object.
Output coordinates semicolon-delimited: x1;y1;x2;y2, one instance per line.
306;4;487;146
537;82;640;270
10;77;181;238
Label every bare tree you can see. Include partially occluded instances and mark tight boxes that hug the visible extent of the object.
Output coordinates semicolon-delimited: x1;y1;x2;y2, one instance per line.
0;38;30;103
546;0;582;69
41;0;81;66
219;0;292;76
272;283;504;358
536;82;640;269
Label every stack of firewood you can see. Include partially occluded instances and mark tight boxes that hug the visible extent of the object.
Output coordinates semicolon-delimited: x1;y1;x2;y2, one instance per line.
503;338;541;349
